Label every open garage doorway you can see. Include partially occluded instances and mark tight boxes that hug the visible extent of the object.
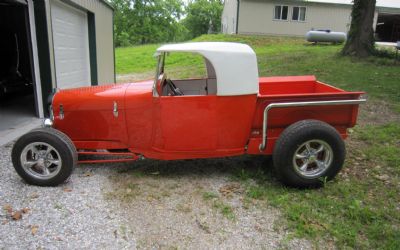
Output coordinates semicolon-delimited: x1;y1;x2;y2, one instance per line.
376;13;400;42
0;0;40;145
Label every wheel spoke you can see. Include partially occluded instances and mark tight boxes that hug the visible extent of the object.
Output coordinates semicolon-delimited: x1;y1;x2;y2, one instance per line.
45;147;53;157
43;167;50;175
300;162;309;171
24;160;38;168
295;153;307;159
315;160;326;170
31;146;40;158
48;159;60;166
305;142;312;153
315;145;325;154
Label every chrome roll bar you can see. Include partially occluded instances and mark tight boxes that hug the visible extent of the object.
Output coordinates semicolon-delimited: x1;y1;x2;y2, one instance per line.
259;98;367;151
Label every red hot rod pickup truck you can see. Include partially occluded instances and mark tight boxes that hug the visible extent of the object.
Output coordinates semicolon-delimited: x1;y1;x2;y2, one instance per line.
11;42;366;187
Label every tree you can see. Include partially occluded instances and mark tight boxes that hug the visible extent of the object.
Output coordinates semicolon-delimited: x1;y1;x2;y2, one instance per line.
112;0;132;46
111;0;185;46
342;0;377;57
183;0;223;39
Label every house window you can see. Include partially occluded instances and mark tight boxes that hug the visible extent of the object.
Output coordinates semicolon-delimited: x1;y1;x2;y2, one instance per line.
292;6;307;21
274;5;288;20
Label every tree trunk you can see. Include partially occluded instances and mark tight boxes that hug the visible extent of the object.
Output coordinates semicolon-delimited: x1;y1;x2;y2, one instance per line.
342;0;376;57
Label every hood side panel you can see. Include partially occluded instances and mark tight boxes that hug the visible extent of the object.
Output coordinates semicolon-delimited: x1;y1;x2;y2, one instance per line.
52;83;129;146
53;83;129;111
52;81;154;150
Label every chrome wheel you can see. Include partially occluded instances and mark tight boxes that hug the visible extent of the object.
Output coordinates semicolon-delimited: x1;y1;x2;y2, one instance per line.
292;140;333;179
20;142;62;180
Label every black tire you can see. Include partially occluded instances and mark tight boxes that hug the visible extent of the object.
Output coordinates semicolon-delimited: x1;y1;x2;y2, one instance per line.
12;128;77;186
272;120;345;188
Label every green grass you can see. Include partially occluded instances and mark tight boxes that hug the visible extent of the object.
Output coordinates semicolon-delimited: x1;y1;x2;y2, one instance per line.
116;34;400;249
213;201;235;220
202;191;219;200
115;44;159;74
116;44;205;76
202;191;235;220
211;200;235;220
356;123;400;168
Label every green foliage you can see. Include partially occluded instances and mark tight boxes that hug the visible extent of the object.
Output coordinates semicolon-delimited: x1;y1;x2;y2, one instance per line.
111;0;224;47
117;31;131;47
182;0;224;39
111;0;185;46
373;47;400;60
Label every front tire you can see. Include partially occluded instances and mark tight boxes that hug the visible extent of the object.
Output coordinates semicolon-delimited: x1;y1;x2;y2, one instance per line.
12;128;77;186
273;120;345;188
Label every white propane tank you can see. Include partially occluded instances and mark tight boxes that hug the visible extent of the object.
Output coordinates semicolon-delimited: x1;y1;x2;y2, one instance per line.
306;30;347;43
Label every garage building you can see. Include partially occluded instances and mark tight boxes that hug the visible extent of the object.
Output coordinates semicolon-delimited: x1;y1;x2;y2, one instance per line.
0;0;114;143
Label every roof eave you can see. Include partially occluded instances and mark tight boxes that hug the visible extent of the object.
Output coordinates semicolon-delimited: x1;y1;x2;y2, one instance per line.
99;0;114;11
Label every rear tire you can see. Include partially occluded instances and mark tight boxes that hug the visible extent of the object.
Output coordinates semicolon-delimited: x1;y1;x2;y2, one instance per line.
12;128;77;186
273;120;345;188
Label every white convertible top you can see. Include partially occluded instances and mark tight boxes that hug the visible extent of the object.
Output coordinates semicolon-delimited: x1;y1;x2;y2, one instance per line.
157;42;259;96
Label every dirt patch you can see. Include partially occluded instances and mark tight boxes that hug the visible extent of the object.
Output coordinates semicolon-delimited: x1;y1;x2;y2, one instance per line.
106;157;312;249
357;99;400;126
342;100;400;182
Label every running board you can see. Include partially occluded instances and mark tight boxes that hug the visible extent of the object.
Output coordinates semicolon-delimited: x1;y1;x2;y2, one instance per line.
78;151;140;164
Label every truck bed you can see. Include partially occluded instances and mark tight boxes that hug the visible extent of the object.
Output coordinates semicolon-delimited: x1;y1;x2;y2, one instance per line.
259;75;354;97
247;75;365;155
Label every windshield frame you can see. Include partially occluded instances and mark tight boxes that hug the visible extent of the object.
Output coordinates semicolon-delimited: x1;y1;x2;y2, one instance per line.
152;52;166;97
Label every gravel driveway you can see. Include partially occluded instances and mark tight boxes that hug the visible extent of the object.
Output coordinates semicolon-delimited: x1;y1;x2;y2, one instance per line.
0;142;312;249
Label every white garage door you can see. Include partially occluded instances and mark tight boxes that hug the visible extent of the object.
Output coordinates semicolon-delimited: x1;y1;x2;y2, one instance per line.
51;0;91;89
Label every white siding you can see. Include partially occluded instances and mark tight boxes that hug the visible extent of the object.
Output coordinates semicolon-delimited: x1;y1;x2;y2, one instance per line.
221;0;238;34
238;0;352;36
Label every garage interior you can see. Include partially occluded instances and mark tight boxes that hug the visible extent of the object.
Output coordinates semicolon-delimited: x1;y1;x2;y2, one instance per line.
0;0;39;144
376;13;400;42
